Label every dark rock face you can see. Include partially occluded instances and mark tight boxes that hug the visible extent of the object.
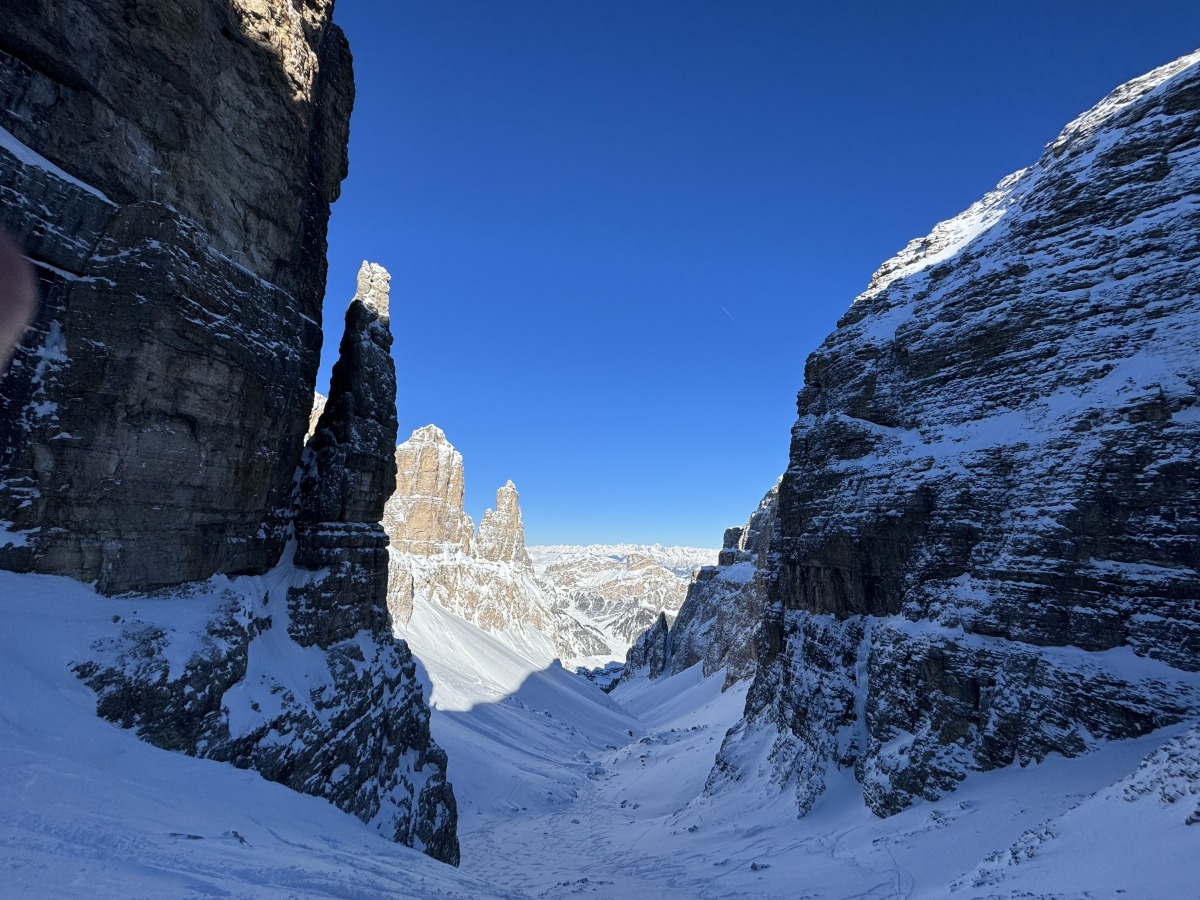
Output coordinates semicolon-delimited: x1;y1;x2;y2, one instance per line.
625;485;777;688
0;3;461;866
711;52;1200;818
290;261;398;651
626;612;672;679
0;0;352;592
75;263;461;866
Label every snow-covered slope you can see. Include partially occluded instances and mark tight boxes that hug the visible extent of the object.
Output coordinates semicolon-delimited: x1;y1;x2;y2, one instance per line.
5;564;1196;896
394;591;1200;897
0;570;515;899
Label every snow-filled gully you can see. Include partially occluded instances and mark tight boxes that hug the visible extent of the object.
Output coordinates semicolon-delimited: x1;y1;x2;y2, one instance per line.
401;606;1196;899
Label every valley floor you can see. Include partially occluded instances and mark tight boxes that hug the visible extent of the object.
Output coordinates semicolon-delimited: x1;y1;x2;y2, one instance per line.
1;572;1195;899
405;599;1200;900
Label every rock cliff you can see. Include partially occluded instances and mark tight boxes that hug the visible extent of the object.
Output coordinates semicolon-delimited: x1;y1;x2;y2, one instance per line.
0;0;351;592
289;260;398;648
0;3;460;866
709;52;1200;818
625;611;672;679
385;424;476;558
74;264;460;865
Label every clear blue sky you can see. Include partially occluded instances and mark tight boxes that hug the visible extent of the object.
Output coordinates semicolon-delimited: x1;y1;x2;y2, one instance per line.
319;1;1199;547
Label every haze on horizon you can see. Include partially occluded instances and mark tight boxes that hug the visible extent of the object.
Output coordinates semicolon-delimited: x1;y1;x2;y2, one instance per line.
319;1;1200;548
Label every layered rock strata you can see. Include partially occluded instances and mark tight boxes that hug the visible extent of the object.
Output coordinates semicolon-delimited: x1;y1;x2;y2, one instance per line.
1;1;460;867
0;0;352;592
709;52;1200;819
76;264;460;865
385;424;475;558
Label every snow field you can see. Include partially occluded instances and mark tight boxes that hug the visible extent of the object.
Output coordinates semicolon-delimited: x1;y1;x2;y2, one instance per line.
2;566;1196;898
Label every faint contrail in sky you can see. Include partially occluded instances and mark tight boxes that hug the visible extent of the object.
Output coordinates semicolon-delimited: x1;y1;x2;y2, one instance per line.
721;305;738;323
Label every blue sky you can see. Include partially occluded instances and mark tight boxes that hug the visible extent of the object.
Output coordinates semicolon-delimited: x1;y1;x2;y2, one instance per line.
320;1;1199;547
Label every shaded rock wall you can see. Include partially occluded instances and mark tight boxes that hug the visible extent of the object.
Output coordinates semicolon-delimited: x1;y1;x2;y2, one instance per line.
712;51;1200;818
1;2;462;867
76;264;461;866
624;484;777;687
0;0;352;592
290;261;398;650
625;611;671;679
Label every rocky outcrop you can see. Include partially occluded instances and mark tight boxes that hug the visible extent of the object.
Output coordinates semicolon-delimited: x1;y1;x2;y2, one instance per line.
289;261;397;649
384;424;475;559
0;1;459;869
0;0;352;593
478;481;531;565
664;485;777;686
626;612;671;679
75;264;461;865
711;52;1200;819
385;426;546;635
623;486;776;686
74;549;460;865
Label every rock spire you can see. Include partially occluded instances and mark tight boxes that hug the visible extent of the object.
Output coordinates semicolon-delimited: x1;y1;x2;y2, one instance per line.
478;481;532;565
290;260;398;646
